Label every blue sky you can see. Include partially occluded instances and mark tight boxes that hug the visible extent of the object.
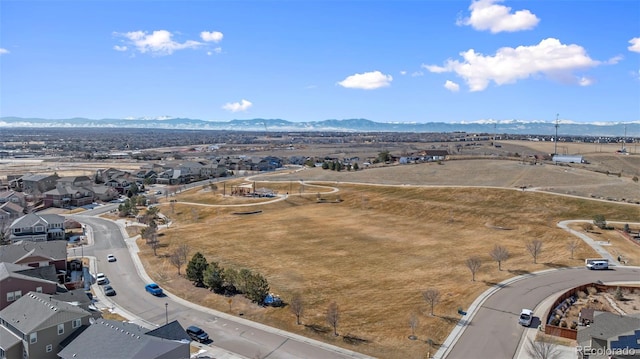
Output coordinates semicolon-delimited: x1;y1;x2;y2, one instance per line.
1;0;639;124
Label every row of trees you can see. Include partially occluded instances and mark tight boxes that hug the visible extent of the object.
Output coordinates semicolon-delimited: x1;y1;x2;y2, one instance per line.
185;252;270;304
464;240;551;282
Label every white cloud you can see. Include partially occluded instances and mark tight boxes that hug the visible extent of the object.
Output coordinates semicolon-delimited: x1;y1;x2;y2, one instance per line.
201;31;224;43
629;37;640;53
113;45;128;51
578;76;593;86
400;70;407;75
337;70;392;89
222;99;253;112
457;0;540;33
444;80;460;92
423;38;600;91
114;30;202;55
411;71;424;77
0;48;9;55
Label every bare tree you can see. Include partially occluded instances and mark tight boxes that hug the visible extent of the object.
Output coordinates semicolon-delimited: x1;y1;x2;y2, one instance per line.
289;293;304;325
408;312;419;339
566;240;579;259
0;217;11;244
148;233;160;256
422;288;441;316
490;245;509;271
326;301;339;336
526;239;543;264
169;251;185;275
175;244;190;264
525;336;562;359
465;256;482;281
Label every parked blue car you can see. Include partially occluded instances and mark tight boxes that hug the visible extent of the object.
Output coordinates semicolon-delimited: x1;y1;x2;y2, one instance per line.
145;283;163;296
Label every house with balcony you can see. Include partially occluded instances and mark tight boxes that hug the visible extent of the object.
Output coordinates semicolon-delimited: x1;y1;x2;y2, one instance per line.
0;291;93;359
8;213;65;242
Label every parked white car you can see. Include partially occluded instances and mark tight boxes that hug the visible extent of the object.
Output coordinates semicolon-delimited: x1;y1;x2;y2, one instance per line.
107;254;116;262
96;273;107;285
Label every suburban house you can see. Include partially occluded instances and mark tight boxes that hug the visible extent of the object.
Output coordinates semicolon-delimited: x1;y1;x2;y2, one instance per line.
0;202;24;228
0;191;26;207
0;291;93;359
576;311;640;358
421;149;450;161
57;319;191;359
0;262;60;310
20;174;60;195
42;176;95;208
0;240;68;282
8;213;65;242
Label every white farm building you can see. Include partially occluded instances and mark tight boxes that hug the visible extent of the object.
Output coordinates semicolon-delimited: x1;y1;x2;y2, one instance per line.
552;155;584;164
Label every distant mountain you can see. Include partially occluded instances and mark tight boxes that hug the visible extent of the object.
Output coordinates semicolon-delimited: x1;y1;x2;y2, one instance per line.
0;117;637;137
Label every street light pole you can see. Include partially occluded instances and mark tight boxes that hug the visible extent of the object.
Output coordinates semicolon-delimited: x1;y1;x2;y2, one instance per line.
165;303;168;324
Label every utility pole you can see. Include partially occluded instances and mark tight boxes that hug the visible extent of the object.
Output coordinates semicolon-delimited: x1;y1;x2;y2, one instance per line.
165;303;168;324
554;114;559;156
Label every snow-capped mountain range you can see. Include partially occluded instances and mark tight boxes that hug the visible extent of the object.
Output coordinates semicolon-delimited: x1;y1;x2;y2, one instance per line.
0;117;637;137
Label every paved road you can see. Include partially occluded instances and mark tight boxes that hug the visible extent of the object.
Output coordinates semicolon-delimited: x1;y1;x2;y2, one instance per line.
71;214;372;359
441;267;640;358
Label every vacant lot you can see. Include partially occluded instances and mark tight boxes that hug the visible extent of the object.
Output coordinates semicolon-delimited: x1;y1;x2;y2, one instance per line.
138;160;639;359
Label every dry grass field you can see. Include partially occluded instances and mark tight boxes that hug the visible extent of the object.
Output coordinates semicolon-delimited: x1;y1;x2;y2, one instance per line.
2;139;638;358
137;160;639;358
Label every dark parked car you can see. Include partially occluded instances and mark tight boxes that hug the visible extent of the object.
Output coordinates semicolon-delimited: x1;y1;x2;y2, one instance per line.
145;283;163;296
104;285;116;296
186;326;209;343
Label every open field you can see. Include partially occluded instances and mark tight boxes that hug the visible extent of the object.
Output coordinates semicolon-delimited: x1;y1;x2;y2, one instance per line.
137;160;640;358
3;139;638;357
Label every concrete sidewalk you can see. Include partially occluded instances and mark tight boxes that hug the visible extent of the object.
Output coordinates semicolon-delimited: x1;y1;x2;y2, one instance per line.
108;218;373;359
435;220;640;359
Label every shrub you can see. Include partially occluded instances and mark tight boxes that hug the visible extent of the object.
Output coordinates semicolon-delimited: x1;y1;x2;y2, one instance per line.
577;291;587;299
550;318;560;326
614;287;624;301
560;321;568;328
587;287;598;295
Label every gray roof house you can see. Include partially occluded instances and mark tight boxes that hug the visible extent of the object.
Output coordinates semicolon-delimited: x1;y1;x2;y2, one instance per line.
9;213;65;242
0;291;93;359
21;174;60;195
57;319;190;359
0;262;60;310
576;311;640;359
0;240;68;282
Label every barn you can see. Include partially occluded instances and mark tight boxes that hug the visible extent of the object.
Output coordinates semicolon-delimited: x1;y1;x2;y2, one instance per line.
552;155;584;164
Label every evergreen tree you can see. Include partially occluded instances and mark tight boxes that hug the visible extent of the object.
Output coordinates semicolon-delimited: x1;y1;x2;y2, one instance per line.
245;272;270;303
203;261;225;293
186;252;208;287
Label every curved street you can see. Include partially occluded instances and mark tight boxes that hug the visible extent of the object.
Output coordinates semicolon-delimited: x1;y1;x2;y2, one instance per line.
70;212;373;359
69;193;639;359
